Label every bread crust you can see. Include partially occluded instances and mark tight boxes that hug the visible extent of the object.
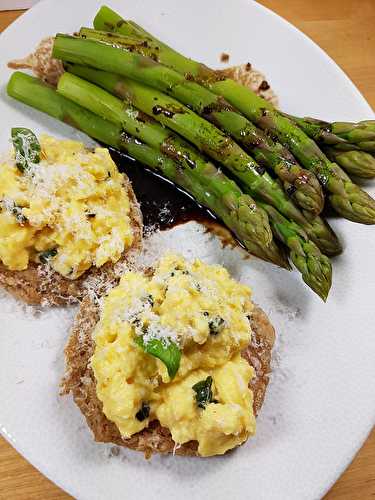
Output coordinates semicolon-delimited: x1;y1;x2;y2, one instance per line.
0;175;143;305
61;297;275;457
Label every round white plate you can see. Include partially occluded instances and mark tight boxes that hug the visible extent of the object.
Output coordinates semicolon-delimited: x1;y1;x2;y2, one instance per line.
0;1;374;499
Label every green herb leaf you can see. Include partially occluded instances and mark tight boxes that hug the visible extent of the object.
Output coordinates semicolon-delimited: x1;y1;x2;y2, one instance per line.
192;376;217;409
144;294;154;307
11;205;28;224
11;127;41;173
135;335;181;379
39;248;58;264
208;316;225;336
135;402;150;422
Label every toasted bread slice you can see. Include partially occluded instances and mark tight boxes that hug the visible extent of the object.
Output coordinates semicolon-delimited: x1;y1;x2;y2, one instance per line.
0;175;142;306
61;296;275;457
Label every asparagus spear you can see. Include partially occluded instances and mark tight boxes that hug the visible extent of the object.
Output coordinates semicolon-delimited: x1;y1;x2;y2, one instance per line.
90;6;375;225
324;147;375;179
62;65;341;255
78;27;324;216
7;71;288;267
257;201;332;301
328;142;368;152
94;6;152;39
283;115;375;152
332;141;375;153
6;72;122;148
93;6;203;76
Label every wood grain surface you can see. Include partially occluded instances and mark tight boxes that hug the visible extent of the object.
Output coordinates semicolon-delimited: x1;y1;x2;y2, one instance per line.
0;2;374;499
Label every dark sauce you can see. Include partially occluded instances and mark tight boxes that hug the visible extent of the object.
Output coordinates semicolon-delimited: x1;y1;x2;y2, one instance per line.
108;148;242;250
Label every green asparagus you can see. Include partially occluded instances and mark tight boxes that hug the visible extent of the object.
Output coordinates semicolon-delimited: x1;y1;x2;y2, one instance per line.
6;72;122;148
7;71;289;268
284;115;375;152
62;65;341;255
78;27;324;215
91;6;375;225
257;201;332;301
324;148;375;179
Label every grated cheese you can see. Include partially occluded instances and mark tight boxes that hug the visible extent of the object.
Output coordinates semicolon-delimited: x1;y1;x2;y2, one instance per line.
0;135;134;279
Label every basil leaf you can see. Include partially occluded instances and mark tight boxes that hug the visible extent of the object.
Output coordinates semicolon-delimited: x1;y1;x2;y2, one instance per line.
135;335;181;379
11;127;41;173
192;376;217;409
135;402;150;422
11;205;28;224
208;316;225;336
39;248;58;264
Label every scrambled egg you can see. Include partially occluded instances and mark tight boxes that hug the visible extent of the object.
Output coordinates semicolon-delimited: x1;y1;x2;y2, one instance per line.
0;135;134;278
91;253;256;457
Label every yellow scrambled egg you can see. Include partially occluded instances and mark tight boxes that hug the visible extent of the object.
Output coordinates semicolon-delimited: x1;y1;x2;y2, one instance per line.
0;135;134;279
91;253;256;457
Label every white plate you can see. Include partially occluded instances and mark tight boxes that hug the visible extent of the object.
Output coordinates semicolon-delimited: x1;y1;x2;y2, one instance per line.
0;1;374;499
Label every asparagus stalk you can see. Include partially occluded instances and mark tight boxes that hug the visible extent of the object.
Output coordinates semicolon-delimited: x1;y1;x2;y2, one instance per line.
6;72;122;148
93;6;204;76
78;27;324;216
91;6;375;225
94;6;153;39
327;142;375;154
324;148;375;179
257;201;332;301
283;115;375;152
62;65;341;255
7;71;289;268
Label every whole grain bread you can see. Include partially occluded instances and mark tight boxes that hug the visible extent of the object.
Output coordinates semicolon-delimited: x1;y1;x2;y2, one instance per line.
61;297;275;457
0;175;143;306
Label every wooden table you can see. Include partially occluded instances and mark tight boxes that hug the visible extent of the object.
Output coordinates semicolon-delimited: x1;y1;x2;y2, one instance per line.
0;2;374;498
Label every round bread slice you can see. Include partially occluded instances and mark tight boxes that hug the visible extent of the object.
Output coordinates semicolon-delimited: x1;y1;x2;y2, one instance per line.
0;174;142;306
61;296;275;457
